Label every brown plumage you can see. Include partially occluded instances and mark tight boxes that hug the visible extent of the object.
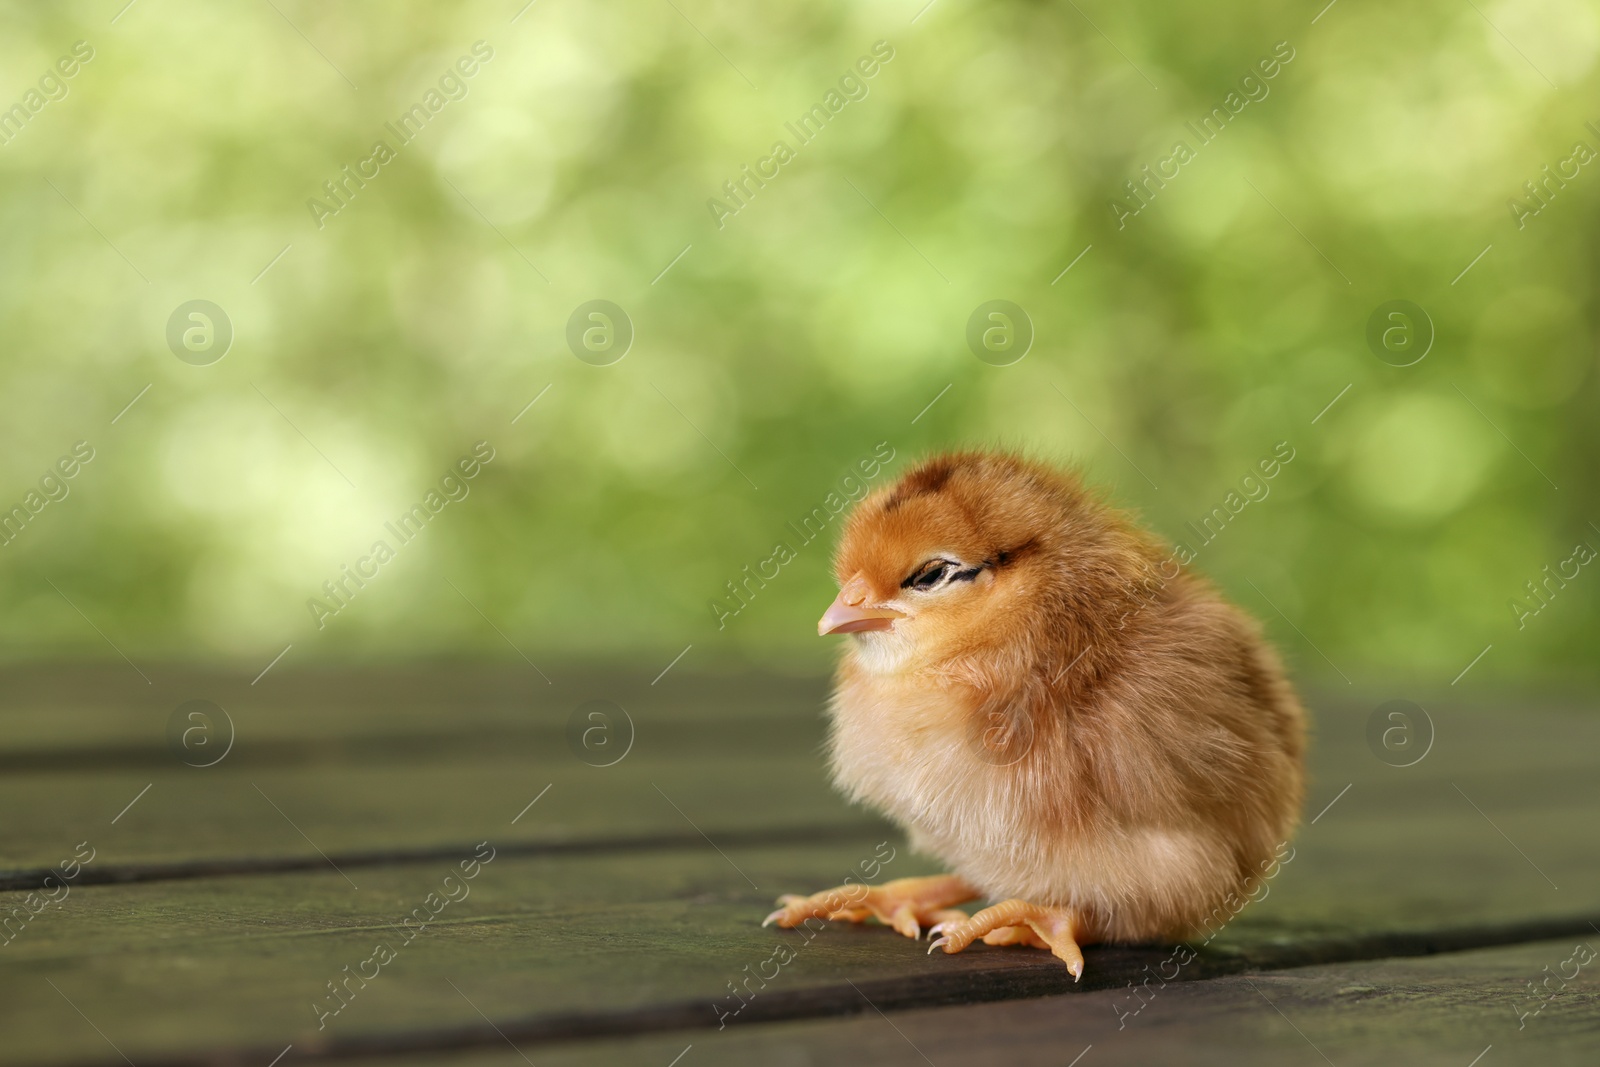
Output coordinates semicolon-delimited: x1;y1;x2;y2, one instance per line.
764;450;1306;976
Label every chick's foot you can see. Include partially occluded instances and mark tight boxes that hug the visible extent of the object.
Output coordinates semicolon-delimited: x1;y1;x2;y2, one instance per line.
977;924;1049;949
928;899;1085;979
763;874;979;940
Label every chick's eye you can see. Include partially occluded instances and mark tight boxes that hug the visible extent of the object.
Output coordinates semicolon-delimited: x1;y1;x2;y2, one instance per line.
904;560;955;590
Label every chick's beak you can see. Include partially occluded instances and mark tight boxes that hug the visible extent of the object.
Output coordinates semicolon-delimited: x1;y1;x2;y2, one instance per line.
818;573;906;636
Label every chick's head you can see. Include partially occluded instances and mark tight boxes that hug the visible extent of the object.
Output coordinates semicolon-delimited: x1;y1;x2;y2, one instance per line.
821;451;1129;676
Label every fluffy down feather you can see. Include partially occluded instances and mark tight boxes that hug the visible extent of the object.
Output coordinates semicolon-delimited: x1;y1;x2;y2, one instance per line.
820;450;1305;946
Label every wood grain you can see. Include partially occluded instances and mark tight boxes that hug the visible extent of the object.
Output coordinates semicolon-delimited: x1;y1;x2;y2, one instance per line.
0;669;1595;1066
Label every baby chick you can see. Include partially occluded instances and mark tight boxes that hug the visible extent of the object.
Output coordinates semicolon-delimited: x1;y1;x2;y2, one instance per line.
764;451;1305;977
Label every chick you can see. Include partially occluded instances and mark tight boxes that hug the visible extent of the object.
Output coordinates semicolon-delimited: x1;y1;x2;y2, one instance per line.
763;451;1305;977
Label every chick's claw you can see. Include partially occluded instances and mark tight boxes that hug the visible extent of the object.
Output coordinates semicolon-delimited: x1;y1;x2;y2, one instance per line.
923;908;970;938
928;899;1086;979
763;874;978;941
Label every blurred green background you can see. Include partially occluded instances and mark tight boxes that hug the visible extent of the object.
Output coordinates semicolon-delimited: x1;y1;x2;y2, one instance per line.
0;0;1595;688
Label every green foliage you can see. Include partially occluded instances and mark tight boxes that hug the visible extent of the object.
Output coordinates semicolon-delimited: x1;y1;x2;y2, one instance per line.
0;0;1595;686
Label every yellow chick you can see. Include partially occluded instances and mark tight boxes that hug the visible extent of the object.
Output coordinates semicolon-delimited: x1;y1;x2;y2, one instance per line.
764;451;1306;978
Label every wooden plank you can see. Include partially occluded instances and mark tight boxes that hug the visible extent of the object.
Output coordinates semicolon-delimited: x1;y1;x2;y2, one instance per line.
0;665;831;752
506;936;1600;1067
4;840;906;1065
0;667;860;872
2;744;1593;912
3;675;1597;1064
0;753;874;873
5;810;1600;1066
2;682;1597;875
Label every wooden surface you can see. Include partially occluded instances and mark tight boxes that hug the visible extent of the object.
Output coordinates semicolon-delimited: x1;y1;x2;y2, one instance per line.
1;666;1597;1066
510;938;1600;1066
